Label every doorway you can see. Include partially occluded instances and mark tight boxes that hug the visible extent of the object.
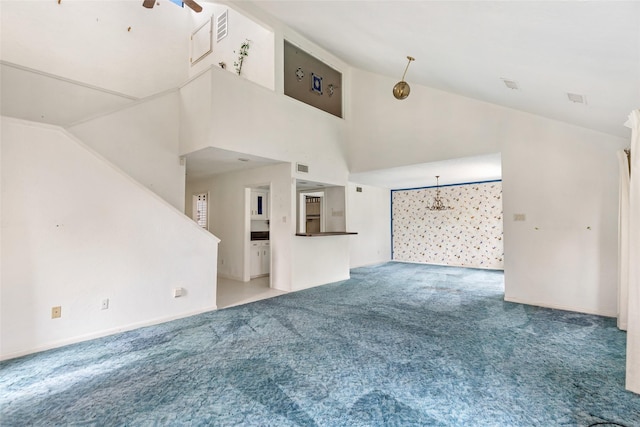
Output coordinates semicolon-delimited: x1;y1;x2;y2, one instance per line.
246;185;272;284
298;191;325;233
217;276;285;308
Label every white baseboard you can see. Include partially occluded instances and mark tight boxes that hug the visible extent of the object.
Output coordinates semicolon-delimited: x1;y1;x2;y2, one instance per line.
392;259;505;271
291;274;350;292
504;295;616;318
1;305;217;362
217;272;243;281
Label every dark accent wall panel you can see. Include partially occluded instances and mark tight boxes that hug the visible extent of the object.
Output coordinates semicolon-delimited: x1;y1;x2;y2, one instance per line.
284;40;342;118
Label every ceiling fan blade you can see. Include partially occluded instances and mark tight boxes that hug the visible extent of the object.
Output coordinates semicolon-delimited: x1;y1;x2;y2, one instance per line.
142;0;155;9
183;0;202;13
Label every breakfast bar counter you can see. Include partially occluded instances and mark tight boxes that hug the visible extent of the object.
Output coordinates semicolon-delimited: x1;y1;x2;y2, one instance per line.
295;232;358;237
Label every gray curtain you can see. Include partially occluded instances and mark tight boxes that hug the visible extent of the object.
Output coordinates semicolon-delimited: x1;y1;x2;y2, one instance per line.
618;149;630;330
625;109;639;394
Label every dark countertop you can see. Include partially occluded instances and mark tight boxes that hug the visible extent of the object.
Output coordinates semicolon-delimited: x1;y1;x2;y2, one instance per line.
295;232;358;237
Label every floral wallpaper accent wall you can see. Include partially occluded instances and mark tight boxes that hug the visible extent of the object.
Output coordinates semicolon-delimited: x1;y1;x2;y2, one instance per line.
392;181;504;269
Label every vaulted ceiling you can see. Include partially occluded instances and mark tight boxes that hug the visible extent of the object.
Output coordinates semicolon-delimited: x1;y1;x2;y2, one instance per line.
2;1;637;187
249;0;640;139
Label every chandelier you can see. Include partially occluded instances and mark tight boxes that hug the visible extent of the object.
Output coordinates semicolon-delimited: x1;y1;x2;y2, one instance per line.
427;176;453;211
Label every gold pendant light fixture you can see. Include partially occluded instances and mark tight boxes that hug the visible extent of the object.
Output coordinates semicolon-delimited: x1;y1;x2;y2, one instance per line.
393;56;415;100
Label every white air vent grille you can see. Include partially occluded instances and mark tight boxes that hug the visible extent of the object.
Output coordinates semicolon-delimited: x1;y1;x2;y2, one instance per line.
567;93;586;104
297;163;309;173
501;78;519;90
216;10;228;42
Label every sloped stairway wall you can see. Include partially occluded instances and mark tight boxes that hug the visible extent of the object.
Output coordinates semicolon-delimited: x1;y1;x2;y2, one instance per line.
1;118;220;360
1;63;186;211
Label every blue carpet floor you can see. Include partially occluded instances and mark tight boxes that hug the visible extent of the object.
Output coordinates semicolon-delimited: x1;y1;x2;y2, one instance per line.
1;262;639;426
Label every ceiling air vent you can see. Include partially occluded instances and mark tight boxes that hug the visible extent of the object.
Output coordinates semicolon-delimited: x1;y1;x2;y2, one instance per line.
297;163;309;173
567;93;586;104
501;78;519;90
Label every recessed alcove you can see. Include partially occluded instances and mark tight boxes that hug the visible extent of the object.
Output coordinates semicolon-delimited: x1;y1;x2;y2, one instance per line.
296;179;346;234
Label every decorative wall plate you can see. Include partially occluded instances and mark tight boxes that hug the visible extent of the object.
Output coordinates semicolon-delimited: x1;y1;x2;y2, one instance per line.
296;67;304;81
311;73;323;95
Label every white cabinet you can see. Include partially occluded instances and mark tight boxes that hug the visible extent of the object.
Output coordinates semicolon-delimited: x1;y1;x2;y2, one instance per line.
250;241;270;278
250;190;269;220
250;242;261;277
261;241;270;276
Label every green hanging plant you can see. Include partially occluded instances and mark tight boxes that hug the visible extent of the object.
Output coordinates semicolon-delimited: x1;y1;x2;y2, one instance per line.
234;39;251;76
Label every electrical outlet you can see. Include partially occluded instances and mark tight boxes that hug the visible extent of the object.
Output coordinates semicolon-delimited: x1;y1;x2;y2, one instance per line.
101;299;109;310
51;306;61;319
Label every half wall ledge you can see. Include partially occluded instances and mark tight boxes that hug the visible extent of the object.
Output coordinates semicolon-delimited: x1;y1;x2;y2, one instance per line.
295;232;358;237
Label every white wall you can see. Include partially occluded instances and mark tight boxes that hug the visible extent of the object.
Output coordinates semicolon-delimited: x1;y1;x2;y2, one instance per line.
323;186;347;232
180;69;212;154
292;236;351;291
180;66;349;187
1;118;219;360
178;7;354;293
347;68;502;174
3;0;629;354
69;91;186;211
0;63;136;127
179;66;353;289
501;117;627;316
347;183;392;268
349;68;628;316
0;1;192;98
189;3;275;90
186;163;358;292
228;0;352;98
178;4;352;188
186;163;293;290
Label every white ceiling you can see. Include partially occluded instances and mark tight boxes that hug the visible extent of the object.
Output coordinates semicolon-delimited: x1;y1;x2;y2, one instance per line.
185;149;502;189
3;1;637;189
185;147;283;181
250;0;640;140
349;153;502;190
246;0;639;188
0;0;192;99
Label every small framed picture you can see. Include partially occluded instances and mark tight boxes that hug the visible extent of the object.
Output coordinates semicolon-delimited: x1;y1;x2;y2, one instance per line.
190;17;213;66
311;73;323;95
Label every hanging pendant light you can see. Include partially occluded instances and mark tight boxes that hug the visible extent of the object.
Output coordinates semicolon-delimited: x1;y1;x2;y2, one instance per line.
427;176;454;211
393;56;415;100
